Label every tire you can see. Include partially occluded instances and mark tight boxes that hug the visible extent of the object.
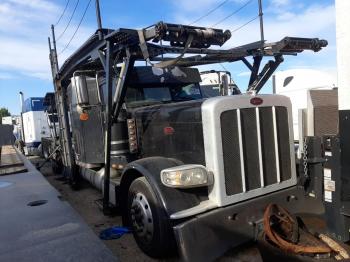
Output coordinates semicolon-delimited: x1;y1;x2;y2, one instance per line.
38;144;44;158
51;159;63;174
51;151;63;175
43;149;49;159
68;164;81;190
127;177;176;258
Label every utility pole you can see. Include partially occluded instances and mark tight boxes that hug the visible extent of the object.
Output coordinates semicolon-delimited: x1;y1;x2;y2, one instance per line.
95;0;103;40
51;25;59;73
258;0;265;48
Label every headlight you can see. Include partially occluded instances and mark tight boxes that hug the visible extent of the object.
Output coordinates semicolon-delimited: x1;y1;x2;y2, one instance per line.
160;165;212;188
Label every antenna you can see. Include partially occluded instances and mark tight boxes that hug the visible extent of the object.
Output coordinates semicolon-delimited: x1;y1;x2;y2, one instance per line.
258;0;265;48
95;0;103;40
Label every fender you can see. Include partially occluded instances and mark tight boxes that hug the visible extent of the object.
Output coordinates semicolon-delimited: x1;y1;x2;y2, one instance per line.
120;157;209;219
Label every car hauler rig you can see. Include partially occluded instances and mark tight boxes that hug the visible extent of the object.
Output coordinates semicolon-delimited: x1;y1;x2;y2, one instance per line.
47;12;337;261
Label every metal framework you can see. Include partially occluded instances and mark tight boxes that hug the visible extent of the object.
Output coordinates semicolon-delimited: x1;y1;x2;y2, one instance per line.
54;22;327;91
48;21;327;212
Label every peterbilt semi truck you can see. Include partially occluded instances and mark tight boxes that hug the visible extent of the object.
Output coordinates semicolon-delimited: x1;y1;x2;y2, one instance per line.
47;19;345;261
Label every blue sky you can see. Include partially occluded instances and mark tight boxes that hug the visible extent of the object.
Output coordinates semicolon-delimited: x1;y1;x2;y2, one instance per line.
0;0;336;114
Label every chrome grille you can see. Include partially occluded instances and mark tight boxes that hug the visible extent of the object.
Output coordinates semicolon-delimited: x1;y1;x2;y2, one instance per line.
221;106;292;196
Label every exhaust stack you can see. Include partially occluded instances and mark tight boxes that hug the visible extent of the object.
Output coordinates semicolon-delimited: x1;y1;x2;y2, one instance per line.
19;91;25;142
19;92;25;113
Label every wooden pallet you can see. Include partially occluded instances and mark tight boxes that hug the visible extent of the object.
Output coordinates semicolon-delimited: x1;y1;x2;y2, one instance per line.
0;146;27;176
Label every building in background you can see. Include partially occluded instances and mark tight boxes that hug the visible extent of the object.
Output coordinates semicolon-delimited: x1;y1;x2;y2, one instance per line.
1;115;21;140
273;69;337;141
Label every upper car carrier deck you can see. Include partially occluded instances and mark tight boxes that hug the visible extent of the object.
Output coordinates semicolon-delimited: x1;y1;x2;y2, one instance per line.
54;22;327;91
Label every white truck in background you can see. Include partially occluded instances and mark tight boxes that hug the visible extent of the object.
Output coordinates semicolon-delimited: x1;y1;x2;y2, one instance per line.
273;69;338;155
200;70;241;97
19;92;51;155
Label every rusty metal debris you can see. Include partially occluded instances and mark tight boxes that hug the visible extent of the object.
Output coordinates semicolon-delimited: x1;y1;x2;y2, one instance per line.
319;234;350;260
263;204;349;260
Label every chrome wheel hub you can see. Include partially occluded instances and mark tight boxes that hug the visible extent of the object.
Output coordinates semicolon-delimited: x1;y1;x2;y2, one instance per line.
131;192;154;242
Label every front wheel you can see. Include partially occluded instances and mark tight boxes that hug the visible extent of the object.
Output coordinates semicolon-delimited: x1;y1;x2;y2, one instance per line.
127;177;176;258
51;159;63;174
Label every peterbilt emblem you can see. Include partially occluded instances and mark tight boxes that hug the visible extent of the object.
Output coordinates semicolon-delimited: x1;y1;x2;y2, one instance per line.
250;97;263;106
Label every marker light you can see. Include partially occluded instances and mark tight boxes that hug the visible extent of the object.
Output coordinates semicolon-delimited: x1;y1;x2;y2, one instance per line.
127;118;138;153
161;165;212;188
79;112;89;121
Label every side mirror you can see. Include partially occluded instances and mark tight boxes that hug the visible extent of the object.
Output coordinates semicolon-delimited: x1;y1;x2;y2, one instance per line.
72;75;89;106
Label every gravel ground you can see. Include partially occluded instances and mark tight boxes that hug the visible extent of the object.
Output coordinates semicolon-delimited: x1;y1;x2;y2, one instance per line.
27;156;350;262
29;156;160;262
29;156;264;262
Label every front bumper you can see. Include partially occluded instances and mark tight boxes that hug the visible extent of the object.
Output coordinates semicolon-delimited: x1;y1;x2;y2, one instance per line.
173;186;324;262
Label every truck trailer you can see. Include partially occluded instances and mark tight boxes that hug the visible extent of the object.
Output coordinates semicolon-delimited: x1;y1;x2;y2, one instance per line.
46;14;350;260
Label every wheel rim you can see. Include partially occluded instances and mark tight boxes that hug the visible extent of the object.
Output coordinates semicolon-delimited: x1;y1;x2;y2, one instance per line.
130;192;154;243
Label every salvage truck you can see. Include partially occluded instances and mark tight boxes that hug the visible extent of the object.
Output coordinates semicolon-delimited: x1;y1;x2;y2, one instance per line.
47;18;350;261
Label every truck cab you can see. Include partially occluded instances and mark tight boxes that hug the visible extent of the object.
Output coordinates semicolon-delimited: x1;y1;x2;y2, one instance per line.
67;65;309;261
20;96;50;155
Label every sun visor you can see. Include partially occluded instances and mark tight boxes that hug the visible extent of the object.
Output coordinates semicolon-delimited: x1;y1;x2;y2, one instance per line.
127;66;201;86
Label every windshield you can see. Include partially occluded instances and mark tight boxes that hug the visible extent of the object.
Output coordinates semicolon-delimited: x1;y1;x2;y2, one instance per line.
125;83;202;107
200;85;220;98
